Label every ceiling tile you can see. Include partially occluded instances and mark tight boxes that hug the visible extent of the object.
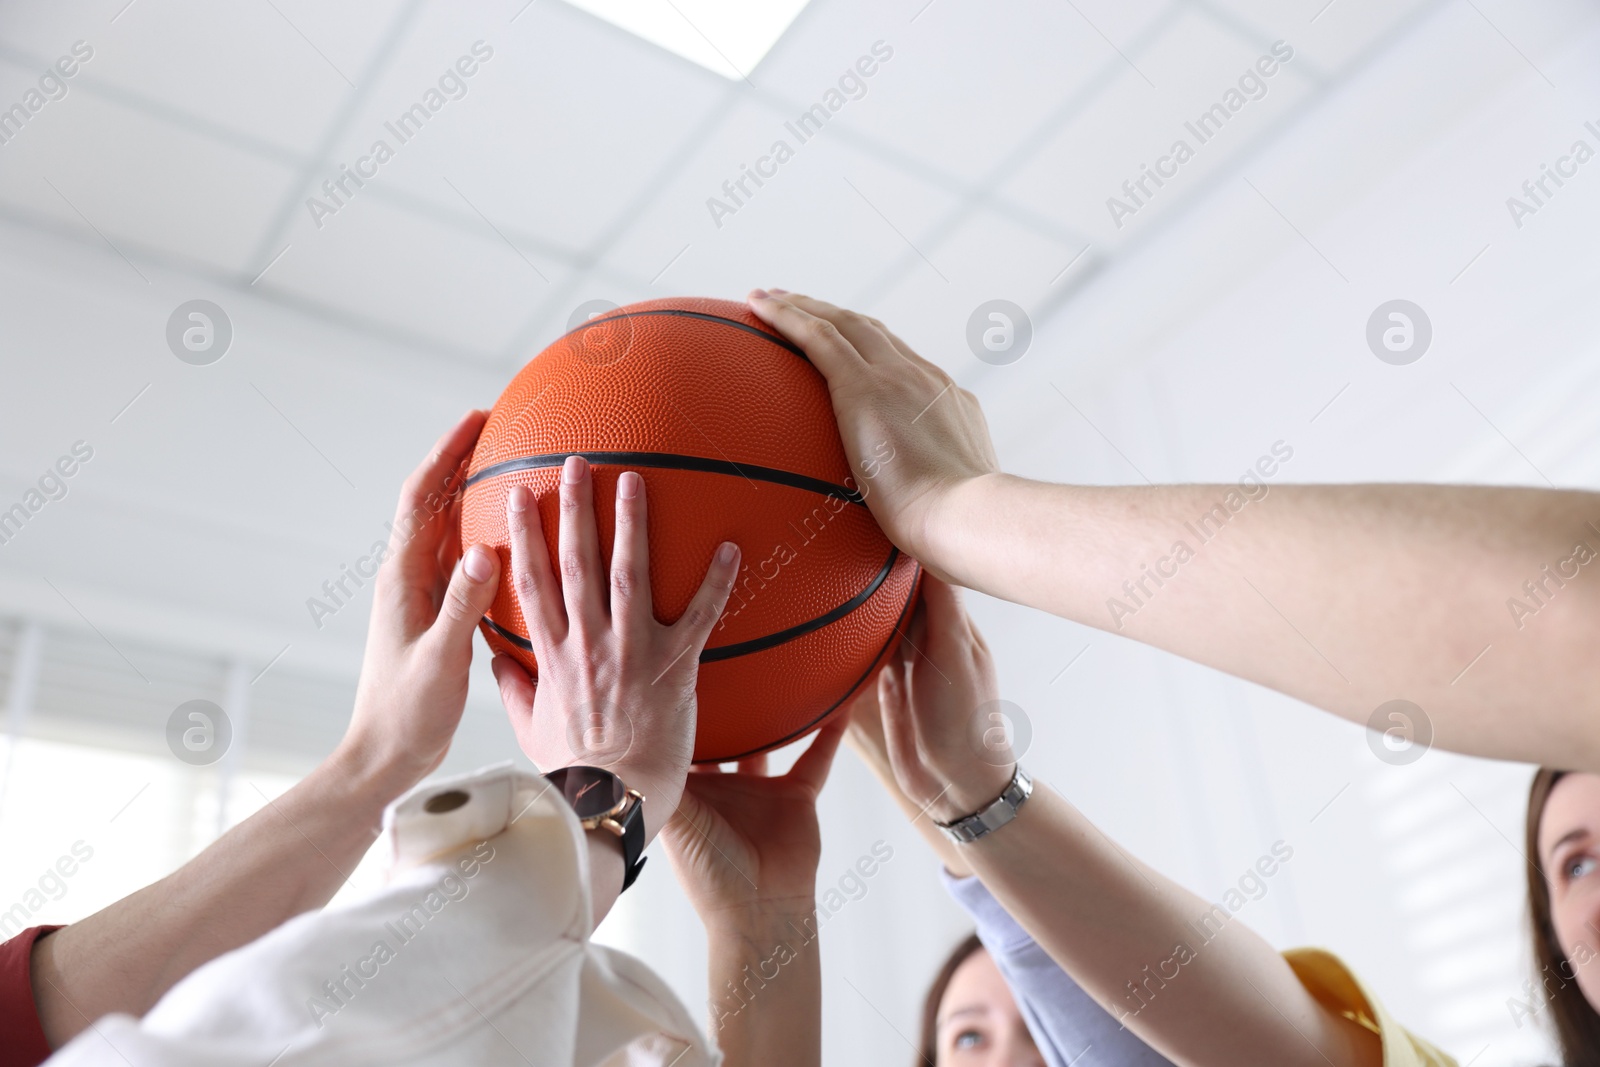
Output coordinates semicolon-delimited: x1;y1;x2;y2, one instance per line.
861;206;1086;381
310;1;732;257
261;190;569;358
0;89;302;274
750;0;1172;187
13;0;411;157
1207;0;1449;75
999;5;1316;249
592;94;963;303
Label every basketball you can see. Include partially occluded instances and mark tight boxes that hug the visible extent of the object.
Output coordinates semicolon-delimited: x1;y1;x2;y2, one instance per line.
461;297;921;763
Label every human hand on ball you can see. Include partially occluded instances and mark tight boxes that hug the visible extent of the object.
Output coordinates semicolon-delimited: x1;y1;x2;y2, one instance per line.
746;290;999;579
491;456;742;841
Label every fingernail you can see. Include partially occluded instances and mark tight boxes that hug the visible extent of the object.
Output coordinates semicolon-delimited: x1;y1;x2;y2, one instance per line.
718;541;738;564
749;288;770;301
563;455;587;484
463;544;494;582
508;485;530;512
618;471;640;499
769;287;789;295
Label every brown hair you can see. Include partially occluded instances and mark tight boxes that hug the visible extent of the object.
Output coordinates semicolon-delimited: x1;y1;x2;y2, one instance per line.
916;933;985;1067
1526;768;1600;1062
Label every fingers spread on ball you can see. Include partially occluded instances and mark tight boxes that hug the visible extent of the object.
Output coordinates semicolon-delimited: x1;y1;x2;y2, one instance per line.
747;290;865;380
672;541;742;658
506;484;564;647
610;471;654;636
557;455;607;637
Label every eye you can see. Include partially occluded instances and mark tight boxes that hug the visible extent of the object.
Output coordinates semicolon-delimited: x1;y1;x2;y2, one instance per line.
953;1029;984;1050
1568;854;1597;881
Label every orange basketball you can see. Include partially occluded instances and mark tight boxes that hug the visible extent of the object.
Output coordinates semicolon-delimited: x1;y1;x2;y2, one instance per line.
461;297;920;763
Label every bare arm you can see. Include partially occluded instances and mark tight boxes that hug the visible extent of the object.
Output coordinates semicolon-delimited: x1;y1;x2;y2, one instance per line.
955;785;1379;1067
661;721;848;1067
871;577;1381;1067
33;412;507;1045
748;290;1600;773
934;476;1600;770
702;906;822;1066
31;750;409;1041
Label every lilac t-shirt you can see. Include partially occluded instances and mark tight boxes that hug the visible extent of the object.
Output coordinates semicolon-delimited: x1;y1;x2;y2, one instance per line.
942;870;1174;1067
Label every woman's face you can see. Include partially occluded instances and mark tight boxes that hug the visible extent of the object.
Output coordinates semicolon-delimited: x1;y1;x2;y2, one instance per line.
936;948;1045;1066
1538;772;1600;1010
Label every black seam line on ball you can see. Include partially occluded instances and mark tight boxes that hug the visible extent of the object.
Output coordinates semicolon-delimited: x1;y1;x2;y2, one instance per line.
482;547;900;664
464;450;865;505
563;308;805;359
699;546;898;663
699;558;922;764
484;618;536;653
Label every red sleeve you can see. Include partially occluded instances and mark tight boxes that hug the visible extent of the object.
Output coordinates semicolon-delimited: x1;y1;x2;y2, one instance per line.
0;926;64;1067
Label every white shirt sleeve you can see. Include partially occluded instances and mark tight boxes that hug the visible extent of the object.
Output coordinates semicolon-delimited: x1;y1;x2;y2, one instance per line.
45;763;720;1067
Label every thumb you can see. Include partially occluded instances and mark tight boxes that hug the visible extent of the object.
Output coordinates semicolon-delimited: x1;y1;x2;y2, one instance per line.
660;785;711;858
878;662;930;805
431;543;500;650
491;653;536;727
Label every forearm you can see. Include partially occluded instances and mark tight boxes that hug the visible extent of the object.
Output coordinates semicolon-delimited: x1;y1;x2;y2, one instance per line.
31;745;405;1044
705;903;822;1067
930;476;1600;769
962;783;1378;1067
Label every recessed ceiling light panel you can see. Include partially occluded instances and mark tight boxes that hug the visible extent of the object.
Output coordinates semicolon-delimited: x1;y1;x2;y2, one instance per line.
560;0;811;80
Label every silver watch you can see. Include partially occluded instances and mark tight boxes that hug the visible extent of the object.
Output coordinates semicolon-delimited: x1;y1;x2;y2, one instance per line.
936;765;1033;844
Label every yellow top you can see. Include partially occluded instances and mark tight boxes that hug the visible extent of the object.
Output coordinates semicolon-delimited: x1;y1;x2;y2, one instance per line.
1285;948;1457;1067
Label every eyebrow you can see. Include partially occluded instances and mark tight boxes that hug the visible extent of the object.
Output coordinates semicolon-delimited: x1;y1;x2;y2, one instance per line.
1546;828;1589;862
938;1006;988;1026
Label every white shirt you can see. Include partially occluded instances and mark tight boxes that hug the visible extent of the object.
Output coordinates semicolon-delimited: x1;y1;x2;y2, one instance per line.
46;763;720;1067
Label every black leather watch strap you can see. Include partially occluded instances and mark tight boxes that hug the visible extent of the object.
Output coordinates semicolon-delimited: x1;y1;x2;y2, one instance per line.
618;797;647;891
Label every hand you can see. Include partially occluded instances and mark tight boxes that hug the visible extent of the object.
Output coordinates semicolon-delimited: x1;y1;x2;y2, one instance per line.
745;289;999;574
662;716;848;927
491;457;741;836
877;576;1013;825
341;410;502;791
843;674;974;879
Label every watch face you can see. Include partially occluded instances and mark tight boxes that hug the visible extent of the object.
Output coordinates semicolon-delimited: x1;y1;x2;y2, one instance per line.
546;766;626;819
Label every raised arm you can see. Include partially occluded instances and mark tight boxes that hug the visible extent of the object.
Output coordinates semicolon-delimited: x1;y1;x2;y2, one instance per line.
873;577;1383;1067
747;290;1600;773
661;718;847;1067
31;412;506;1048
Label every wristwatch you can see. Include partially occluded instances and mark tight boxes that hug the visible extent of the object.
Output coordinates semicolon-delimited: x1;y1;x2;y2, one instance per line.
936;765;1033;844
544;766;648;891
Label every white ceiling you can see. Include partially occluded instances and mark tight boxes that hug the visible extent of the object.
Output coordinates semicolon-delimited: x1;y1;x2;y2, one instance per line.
0;0;1486;365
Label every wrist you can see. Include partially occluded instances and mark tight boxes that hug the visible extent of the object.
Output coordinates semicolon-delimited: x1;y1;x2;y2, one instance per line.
336;691;451;795
929;762;1016;824
610;764;683;816
705;898;820;946
320;735;425;814
916;473;1006;578
547;760;682;847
